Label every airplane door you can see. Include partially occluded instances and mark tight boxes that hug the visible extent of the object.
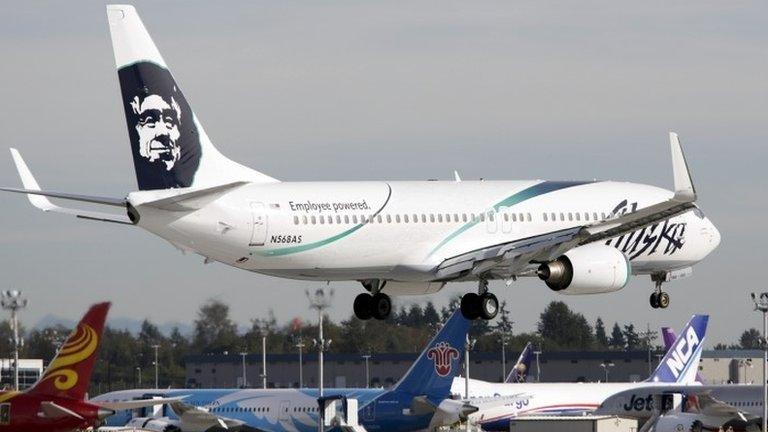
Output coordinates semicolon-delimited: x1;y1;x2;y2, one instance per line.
249;202;267;246
279;400;291;422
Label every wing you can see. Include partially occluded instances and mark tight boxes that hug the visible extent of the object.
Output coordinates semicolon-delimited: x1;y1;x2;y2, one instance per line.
95;396;187;411
435;132;697;281
1;149;132;224
168;401;246;430
39;401;84;420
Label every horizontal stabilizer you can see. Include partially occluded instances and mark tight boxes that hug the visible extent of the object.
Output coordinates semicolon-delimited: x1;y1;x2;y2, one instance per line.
97;396;187;411
39;401;84;420
130;181;248;211
3;149;132;224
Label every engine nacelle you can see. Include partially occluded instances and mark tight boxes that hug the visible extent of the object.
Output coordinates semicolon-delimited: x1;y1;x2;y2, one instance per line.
126;417;182;432
537;243;630;294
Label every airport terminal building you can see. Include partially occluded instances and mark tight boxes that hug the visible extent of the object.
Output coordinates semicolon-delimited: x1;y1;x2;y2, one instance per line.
185;349;764;389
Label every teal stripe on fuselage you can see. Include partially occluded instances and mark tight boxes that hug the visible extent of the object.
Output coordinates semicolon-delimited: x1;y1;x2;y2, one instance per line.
427;180;594;257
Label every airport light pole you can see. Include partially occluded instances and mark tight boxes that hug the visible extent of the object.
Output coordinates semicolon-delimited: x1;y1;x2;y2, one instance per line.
750;292;768;432
240;352;247;388
499;335;508;381
307;288;333;432
295;337;305;388
1;291;27;391
362;354;371;388
261;336;267;389
152;344;160;389
464;335;477;399
533;349;542;382
600;361;614;383
135;366;141;388
639;323;658;376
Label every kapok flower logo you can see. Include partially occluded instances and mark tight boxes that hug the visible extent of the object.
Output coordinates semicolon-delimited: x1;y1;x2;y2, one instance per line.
427;342;459;377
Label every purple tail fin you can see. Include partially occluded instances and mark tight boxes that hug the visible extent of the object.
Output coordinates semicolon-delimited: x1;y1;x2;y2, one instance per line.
505;342;533;383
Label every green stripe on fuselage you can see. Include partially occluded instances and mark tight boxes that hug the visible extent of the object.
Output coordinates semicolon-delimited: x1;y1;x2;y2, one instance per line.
427;180;594;257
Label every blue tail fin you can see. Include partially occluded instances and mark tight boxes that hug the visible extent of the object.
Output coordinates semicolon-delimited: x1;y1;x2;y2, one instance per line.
661;326;707;384
505;342;533;383
391;310;471;400
647;315;708;384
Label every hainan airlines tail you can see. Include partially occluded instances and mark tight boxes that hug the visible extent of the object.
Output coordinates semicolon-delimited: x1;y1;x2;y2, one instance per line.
106;4;276;190
26;302;111;401
646;314;708;384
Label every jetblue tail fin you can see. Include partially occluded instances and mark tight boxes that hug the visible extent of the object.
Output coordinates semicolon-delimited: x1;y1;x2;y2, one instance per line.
26;302;111;400
106;5;276;191
661;327;707;384
647;315;708;384
391;310;471;401
505;342;533;383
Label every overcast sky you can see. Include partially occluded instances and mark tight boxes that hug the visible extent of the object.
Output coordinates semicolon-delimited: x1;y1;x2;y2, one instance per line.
0;1;766;347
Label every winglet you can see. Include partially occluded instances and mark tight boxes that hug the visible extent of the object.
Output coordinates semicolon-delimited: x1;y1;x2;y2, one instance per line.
9;148;56;211
669;132;696;202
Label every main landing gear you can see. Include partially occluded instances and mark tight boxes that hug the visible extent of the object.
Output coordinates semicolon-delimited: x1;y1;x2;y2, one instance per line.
649;274;670;309
354;280;392;320
460;280;499;321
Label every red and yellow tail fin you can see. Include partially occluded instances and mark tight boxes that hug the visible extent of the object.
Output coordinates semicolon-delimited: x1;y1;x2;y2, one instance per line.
26;302;110;400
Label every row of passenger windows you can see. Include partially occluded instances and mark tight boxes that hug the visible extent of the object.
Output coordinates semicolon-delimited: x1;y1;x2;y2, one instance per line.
727;400;762;407
210;405;271;413
292;211;613;226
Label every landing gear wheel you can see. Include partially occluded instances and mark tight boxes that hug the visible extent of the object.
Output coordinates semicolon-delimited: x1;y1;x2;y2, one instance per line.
460;293;481;320
479;293;499;320
650;292;660;309
658;291;670;309
371;293;392;320
353;294;373;320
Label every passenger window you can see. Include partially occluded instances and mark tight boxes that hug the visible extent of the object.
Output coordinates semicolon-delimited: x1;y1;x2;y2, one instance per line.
413;214;418;223
512;213;517;222
404;214;409;223
462;214;468;222
479;213;485;222
542;213;548;222
302;215;308;225
454;213;459;222
438;214;443;223
344;215;350;224
575;213;580;221
593;212;598;221
584;213;589;221
488;212;495;222
518;213;524;222
504;213;509;222
377;215;382;223
526;213;531;222
421;214;427;223
551;212;556;222
386;215;392;223
430;214;435;223
311;215;317;224
293;216;299;225
396;215;401;223
352;215;358;224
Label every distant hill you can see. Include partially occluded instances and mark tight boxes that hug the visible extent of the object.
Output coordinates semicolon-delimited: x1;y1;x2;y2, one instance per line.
33;314;193;336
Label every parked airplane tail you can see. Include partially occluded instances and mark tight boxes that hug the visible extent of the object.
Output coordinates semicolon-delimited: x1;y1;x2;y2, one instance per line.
391;310;471;401
505;342;533;383
26;302;111;400
661;327;706;384
647;314;708;384
106;5;276;191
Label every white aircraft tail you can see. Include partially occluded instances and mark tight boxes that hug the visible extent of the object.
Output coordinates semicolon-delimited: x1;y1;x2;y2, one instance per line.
106;4;277;191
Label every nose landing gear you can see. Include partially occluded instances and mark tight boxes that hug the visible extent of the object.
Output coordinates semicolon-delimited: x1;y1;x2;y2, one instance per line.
354;280;392;320
650;274;670;309
460;280;499;320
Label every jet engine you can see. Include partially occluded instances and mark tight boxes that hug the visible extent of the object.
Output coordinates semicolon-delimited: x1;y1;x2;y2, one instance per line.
125;417;182;432
537;243;630;294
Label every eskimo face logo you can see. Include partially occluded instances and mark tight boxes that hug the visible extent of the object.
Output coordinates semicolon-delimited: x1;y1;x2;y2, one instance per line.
427;342;459;377
130;93;182;170
119;61;201;190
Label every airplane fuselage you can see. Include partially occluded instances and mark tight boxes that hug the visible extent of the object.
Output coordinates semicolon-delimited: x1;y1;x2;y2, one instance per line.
132;179;719;290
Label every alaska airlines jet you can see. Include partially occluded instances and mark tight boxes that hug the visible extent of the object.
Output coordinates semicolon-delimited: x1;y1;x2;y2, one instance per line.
0;5;720;321
92;310;474;432
453;314;708;431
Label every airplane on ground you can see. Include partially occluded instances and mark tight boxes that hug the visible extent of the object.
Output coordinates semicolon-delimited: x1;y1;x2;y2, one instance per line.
92;310;475;432
452;314;709;431
0;302;177;432
0;5;720;321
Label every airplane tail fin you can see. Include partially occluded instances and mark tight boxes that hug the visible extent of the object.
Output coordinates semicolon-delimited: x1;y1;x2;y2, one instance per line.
647;314;708;384
505;342;533;383
391;310;471;401
661;327;707;384
106;5;277;191
26;302;111;400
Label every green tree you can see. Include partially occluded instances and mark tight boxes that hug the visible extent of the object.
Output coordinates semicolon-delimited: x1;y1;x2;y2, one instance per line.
623;324;640;349
192;299;239;354
594;318;609;348
609;323;625;349
740;328;762;349
536;301;594;350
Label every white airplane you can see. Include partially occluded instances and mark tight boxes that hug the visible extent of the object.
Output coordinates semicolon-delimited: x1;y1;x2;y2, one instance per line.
452;315;709;431
598;384;766;432
0;5;720;321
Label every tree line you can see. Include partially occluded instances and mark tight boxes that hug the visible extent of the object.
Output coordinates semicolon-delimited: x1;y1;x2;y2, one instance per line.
0;299;758;394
